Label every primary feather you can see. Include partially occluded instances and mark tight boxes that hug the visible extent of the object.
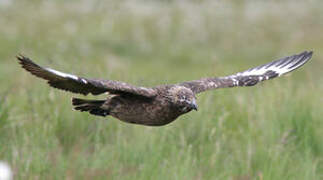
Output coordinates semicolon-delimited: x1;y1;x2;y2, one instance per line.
236;51;312;78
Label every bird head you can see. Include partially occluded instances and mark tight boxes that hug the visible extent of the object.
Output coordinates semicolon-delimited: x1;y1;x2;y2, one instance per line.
168;86;198;113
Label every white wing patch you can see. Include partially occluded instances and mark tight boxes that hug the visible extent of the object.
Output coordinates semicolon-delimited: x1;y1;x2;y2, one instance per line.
81;79;88;84
230;77;239;86
46;68;79;80
236;51;312;78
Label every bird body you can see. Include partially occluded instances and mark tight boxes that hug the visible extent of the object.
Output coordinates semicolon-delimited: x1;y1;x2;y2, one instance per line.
17;51;313;126
73;85;194;126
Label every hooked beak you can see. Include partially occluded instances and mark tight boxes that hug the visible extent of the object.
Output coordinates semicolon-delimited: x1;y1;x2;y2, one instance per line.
191;100;198;111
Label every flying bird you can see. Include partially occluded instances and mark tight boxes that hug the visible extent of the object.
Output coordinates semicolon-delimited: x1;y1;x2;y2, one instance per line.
17;51;312;126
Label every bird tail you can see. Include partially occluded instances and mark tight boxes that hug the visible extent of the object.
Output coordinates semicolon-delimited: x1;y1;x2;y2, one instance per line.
72;98;109;117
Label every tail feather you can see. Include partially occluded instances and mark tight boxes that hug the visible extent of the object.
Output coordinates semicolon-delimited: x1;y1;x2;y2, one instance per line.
72;98;109;117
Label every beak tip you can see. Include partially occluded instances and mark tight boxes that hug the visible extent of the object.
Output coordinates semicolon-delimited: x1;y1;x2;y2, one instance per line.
192;104;198;111
190;99;198;111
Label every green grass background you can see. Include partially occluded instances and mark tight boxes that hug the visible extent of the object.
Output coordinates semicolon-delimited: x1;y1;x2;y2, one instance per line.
0;0;323;179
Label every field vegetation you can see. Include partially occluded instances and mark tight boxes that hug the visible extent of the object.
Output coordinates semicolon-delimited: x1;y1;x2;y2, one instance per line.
0;0;322;179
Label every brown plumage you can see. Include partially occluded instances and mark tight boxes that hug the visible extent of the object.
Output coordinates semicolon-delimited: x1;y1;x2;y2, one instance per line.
17;51;313;126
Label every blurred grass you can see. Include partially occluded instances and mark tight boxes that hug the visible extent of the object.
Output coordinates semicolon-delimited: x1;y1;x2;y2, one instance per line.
0;0;323;179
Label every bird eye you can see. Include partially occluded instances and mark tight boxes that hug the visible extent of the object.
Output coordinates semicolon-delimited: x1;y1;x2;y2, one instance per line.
179;95;187;103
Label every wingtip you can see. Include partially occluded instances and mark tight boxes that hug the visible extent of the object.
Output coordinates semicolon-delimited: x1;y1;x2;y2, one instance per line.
307;50;313;58
16;54;31;65
295;50;313;63
301;50;313;57
16;54;38;66
302;50;313;62
16;54;24;61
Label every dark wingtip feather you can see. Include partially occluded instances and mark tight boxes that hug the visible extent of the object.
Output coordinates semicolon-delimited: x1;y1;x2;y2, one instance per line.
16;54;41;71
287;50;313;70
300;50;313;59
16;54;26;65
305;50;313;62
307;50;313;58
16;54;31;64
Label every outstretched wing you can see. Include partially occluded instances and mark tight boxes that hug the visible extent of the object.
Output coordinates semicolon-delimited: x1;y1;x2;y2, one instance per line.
17;55;157;97
180;51;313;94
